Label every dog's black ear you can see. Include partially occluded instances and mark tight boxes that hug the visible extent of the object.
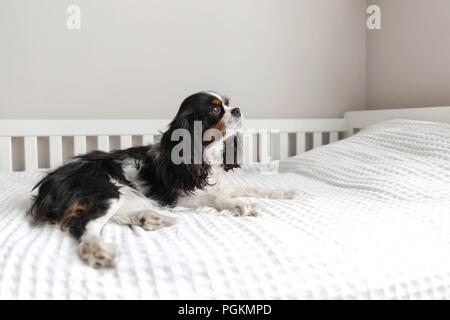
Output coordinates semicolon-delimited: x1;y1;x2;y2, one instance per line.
194;163;212;177
222;135;241;172
161;92;201;147
159;99;211;192
161;105;195;160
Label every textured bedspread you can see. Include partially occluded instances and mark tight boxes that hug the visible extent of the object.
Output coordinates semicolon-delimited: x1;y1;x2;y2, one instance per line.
1;119;450;299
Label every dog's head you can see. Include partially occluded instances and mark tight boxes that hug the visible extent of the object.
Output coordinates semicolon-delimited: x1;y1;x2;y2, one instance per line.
162;90;242;159
172;90;242;142
159;91;242;188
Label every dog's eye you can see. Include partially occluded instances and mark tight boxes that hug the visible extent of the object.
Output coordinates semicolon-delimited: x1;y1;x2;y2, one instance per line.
210;106;220;115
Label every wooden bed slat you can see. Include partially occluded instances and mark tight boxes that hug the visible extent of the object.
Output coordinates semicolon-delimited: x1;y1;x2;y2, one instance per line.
120;135;132;149
0;137;13;172
313;132;323;149
49;136;63;167
244;132;256;164
258;130;271;163
24;137;38;170
296;132;306;154
97;135;110;152
142;135;154;145
329;132;339;143
279;132;289;160
74;136;87;155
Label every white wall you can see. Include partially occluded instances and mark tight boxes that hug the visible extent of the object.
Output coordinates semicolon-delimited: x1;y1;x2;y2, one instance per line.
0;0;366;119
366;0;450;109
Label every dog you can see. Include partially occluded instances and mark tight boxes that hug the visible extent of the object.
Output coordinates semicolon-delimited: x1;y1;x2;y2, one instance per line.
30;91;296;268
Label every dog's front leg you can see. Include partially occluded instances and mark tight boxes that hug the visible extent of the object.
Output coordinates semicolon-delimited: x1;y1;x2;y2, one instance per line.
176;194;262;216
226;187;297;200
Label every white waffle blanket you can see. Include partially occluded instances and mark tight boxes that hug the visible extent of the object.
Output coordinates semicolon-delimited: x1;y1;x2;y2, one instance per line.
1;119;450;299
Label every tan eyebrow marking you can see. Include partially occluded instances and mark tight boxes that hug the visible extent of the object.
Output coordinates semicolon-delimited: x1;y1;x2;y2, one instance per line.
224;97;230;105
211;98;221;105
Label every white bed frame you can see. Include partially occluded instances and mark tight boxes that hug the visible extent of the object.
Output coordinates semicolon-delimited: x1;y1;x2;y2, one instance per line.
1;106;449;172
344;106;450;136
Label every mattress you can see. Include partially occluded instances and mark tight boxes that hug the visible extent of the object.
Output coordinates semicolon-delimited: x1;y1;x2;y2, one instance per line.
1;119;450;299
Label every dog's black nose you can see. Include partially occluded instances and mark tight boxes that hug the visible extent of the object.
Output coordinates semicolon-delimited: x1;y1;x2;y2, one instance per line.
231;108;241;117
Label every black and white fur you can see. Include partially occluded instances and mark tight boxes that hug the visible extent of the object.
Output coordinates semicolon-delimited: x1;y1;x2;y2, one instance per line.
30;91;295;268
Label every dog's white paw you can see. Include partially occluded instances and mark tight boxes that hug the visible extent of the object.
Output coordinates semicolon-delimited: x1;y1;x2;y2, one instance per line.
171;206;190;213
248;203;264;216
134;210;176;231
267;189;297;200
283;189;298;199
228;200;263;217
78;236;119;269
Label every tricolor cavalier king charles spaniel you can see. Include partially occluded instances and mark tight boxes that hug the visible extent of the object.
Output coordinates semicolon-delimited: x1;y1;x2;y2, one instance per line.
30;91;296;268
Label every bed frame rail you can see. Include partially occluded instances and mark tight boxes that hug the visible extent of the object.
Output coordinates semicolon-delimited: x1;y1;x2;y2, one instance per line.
0;119;346;172
344;106;450;136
